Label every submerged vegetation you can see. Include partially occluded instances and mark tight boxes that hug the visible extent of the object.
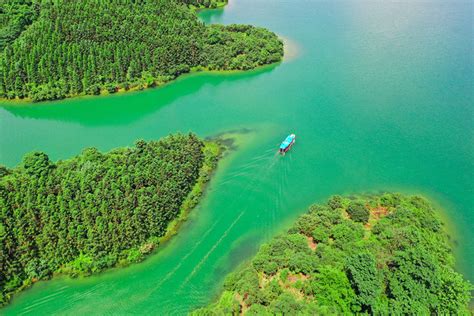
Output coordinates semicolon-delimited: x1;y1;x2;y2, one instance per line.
0;134;222;306
193;194;472;315
0;0;283;102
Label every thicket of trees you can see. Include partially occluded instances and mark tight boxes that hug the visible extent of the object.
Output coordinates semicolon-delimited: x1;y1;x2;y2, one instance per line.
0;134;220;306
204;24;283;71
0;0;39;50
193;194;472;315
0;0;283;102
182;0;227;9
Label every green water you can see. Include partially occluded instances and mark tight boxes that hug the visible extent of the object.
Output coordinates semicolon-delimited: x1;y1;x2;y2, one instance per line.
1;0;473;314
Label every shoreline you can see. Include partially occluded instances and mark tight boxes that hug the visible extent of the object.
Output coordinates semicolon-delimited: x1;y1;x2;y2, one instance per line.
153;140;224;246
0;62;283;107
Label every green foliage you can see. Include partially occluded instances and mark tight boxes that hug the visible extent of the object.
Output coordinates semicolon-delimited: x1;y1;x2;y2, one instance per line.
203;24;283;71
332;220;364;251
191;290;240;315
0;0;283;101
182;0;228;9
345;252;381;313
0;165;10;178
311;226;329;242
193;194;472;314
269;292;303;315
347;201;370;223
0;134;219;306
327;194;343;210
310;266;356;313
0;0;40;50
21;151;52;177
66;253;94;276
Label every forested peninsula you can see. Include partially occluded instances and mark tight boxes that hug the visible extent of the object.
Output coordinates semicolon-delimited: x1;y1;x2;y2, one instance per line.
0;134;222;306
0;0;283;102
193;194;472;315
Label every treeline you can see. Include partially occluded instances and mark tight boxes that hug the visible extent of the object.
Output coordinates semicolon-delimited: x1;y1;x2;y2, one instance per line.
193;194;472;315
0;134;220;306
182;0;227;9
0;0;283;102
204;24;283;71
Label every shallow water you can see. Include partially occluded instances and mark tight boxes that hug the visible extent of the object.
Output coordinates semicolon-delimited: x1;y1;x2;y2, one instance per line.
0;0;473;314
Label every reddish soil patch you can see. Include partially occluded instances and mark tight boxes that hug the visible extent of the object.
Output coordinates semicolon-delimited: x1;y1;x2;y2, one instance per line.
306;236;317;251
371;206;389;220
235;293;249;315
288;273;309;283
365;206;390;229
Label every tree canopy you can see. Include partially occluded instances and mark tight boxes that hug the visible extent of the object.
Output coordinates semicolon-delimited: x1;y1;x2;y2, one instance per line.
0;134;221;306
182;0;228;9
192;194;472;315
0;0;39;50
0;0;283;101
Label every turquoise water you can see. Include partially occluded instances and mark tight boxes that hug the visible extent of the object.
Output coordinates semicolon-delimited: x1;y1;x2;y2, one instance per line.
0;0;473;314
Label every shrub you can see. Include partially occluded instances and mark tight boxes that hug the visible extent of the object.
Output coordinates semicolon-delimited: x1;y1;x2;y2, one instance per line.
347;202;370;223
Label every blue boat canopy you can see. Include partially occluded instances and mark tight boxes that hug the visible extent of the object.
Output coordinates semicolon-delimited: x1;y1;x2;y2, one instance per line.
280;134;295;149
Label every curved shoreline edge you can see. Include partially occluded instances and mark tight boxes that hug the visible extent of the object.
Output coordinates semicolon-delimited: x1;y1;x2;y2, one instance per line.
155;140;224;247
0;58;284;107
0;61;283;106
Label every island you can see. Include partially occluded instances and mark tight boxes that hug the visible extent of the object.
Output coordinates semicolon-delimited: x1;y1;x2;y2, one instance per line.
0;134;222;306
192;194;472;315
0;0;283;102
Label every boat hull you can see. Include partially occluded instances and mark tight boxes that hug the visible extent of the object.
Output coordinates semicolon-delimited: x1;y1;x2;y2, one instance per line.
279;136;295;154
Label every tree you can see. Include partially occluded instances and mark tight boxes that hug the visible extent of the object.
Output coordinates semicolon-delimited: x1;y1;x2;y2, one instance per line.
347;201;370;223
310;266;356;313
345;252;381;313
21;152;52;177
269;292;303;315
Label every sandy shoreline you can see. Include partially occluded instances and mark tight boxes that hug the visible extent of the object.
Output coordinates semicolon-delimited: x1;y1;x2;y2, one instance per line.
280;35;301;62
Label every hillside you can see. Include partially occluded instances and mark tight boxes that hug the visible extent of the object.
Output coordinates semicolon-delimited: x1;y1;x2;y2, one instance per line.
0;134;222;305
0;0;283;101
193;194;472;315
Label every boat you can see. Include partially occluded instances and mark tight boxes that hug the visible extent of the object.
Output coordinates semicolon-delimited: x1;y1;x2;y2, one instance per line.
279;134;296;154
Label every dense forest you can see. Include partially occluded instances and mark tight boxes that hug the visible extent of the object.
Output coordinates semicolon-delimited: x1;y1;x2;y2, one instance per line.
182;0;228;9
0;0;283;102
0;134;221;306
193;194;472;315
0;0;39;50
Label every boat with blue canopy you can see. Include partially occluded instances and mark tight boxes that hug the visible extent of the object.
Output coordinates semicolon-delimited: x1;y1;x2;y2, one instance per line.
279;134;296;154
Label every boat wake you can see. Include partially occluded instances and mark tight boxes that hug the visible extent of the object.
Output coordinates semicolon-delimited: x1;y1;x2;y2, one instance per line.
179;210;246;289
177;148;284;286
146;219;221;296
141;145;288;304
